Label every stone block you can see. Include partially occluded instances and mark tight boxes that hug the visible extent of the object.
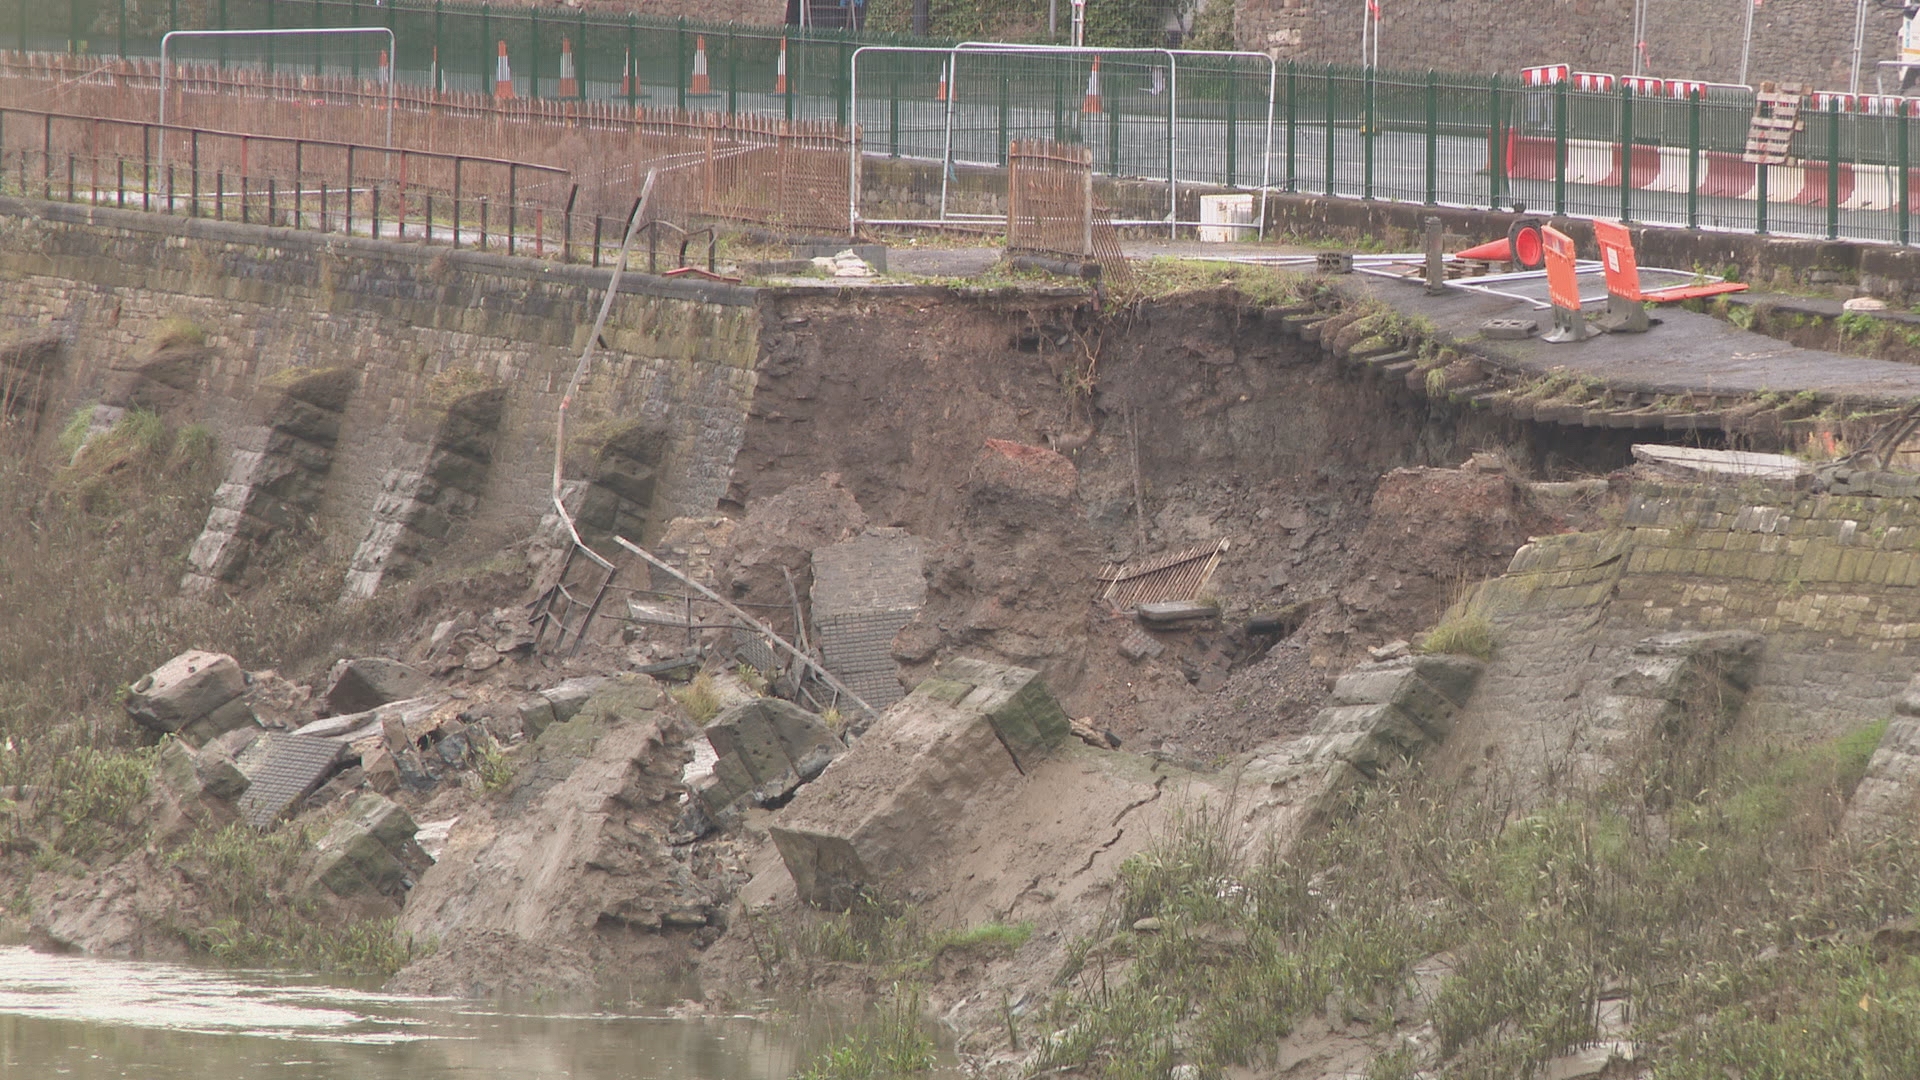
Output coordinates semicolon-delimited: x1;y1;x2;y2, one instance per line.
322;657;435;716
311;793;429;899
126;650;248;739
704;698;844;811
769;659;1065;909
538;676;608;726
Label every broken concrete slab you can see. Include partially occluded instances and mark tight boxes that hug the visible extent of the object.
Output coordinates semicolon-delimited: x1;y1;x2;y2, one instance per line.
1843;715;1920;842
517;676;611;741
322;657;434;716
1118;628;1166;662
1136;601;1220;626
1631;444;1809;484
769;658;1070;909
154;738;250;802
125;650;255;745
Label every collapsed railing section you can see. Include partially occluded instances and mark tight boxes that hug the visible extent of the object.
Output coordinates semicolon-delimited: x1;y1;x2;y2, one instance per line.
1005;137;1132;286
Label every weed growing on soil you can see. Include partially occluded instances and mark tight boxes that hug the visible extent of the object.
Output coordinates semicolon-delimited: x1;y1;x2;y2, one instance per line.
35;746;153;861
168;822;419;976
1114;258;1307;308
793;985;938;1080
1418;587;1496;660
673;673;722;724
475;735;515;793
1039;723;1919;1079
149;318;207;351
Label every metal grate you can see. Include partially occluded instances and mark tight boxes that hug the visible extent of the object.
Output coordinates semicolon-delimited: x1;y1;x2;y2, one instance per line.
1008;139;1094;259
1099;539;1230;610
236;733;343;829
814;610;916;711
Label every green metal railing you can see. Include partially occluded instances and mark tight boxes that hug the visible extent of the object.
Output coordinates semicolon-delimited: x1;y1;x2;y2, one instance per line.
9;0;1920;246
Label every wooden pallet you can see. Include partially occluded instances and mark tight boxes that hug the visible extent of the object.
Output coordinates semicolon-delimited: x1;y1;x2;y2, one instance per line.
1743;82;1805;165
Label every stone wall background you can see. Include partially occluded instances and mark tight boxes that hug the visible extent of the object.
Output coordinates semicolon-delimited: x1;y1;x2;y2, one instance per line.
1239;0;1897;91
0;199;761;574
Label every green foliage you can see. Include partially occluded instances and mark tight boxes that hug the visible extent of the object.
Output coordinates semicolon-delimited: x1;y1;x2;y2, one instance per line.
149;317;207;352
1836;310;1881;341
1419;611;1494;660
30;745;153;861
475;734;515;793
793;986;939;1080
1038;723;1914;1080
673;672;723;724
168;823;419;976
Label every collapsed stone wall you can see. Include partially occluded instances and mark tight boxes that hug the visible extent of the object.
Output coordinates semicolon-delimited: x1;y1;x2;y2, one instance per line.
1431;480;1920;790
0;197;761;588
1237;0;1887;90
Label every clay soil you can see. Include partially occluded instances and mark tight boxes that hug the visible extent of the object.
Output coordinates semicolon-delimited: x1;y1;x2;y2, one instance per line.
727;288;1604;761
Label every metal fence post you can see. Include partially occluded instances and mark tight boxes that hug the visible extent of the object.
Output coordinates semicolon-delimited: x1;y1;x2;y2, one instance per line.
482;6;492;92
1323;64;1335;197
434;1;444;92
837;38;849;127
267;0;277;73
997;71;1010;166
1553;79;1567;215
727;29;738;114
529;9;540;98
1424;69;1436;205
1900;112;1911;246
889;66;899;157
627;15;637;109
1108;90;1120;175
1488;74;1503;211
1362;65;1374;199
1756;153;1768;234
1226;68;1238;188
676;19;686;111
1687;88;1701;228
1286;61;1297;192
1826;99;1841;240
119;0;126;59
1619;82;1632;222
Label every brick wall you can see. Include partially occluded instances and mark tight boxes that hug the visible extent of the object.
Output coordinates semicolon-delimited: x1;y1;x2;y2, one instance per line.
0;199;762;565
1238;0;1895;91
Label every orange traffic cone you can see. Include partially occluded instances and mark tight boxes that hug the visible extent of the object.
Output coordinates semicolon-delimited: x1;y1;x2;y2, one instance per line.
493;40;515;99
935;59;948;102
429;45;440;93
621;47;636;97
558;37;578;98
376;49;391;86
773;36;789;95
689;34;712;94
1082;56;1103;114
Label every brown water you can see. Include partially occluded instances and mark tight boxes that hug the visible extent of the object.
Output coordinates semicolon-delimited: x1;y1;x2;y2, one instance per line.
0;947;803;1079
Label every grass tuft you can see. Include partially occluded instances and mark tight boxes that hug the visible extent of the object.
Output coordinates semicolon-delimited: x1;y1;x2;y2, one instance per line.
673;672;723;725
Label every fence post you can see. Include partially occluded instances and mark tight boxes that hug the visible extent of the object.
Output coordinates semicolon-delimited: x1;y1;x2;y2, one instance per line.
1362;65;1375;199
434;1;444;92
1285;61;1296;192
1687;88;1701;229
482;6;492;92
345;144;353;235
508;165;517;255
1900;111;1911;246
267;0;276;73
676;19;687;111
1619;82;1633;222
1323;64;1335;197
1553;79;1567;215
119;0;126;59
1107;80;1119;174
529;9;540;98
1227;67;1239;188
727;29;738;114
627;15;638;109
1756;152;1768;235
453;157;462;248
837;37;849;127
1488;74;1504;211
997;72;1010;167
1826;98;1841;240
889;66;899;158
1423;69;1436;204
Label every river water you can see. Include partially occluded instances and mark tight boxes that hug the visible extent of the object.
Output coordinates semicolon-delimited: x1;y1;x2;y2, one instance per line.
0;946;807;1080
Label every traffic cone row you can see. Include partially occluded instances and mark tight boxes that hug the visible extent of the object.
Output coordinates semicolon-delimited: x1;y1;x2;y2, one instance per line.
478;36;815;102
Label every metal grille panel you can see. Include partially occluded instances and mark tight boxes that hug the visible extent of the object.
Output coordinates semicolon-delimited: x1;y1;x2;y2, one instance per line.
236;733;342;829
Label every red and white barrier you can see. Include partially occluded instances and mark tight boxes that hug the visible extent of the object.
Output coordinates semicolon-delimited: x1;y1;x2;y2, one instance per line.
1505;131;1917;210
1667;79;1705;100
1572;72;1614;92
1521;63;1569;87
1620;75;1664;96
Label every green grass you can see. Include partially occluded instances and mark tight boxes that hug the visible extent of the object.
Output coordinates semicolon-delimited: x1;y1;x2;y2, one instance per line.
793;986;939;1080
1419;611;1495;660
167;822;420;976
1034;722;1917;1080
672;672;722;725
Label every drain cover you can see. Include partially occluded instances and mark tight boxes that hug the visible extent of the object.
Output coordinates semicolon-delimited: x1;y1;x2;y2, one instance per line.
1482;318;1539;340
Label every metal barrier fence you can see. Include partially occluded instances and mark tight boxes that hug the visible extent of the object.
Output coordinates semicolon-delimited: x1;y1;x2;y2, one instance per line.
8;0;928;123
851;44;1276;232
12;35;1920;246
0;53;855;231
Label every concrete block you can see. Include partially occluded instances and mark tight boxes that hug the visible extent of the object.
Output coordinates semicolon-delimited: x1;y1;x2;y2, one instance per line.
323;657;434;716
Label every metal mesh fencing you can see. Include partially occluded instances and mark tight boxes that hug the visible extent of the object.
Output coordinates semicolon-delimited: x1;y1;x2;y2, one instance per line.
1008;138;1092;256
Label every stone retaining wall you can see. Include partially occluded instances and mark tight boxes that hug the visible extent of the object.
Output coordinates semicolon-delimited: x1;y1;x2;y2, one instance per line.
0;198;762;583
